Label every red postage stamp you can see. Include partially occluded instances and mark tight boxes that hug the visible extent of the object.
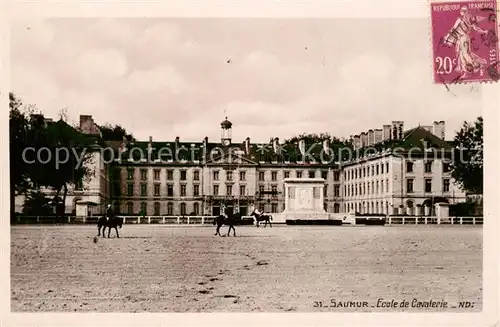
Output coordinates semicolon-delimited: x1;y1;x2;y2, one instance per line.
430;0;499;84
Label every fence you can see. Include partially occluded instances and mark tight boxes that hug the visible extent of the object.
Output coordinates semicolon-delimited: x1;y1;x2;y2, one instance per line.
13;215;483;226
13;215;257;225
379;216;483;225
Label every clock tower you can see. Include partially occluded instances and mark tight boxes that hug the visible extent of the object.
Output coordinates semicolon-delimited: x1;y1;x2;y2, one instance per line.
220;117;232;146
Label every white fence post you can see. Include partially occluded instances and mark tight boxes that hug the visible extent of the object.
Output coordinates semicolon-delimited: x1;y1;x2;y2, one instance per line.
162;217;165;224
202;217;205;224
460;217;463;225
402;217;405;225
148;216;151;224
177;216;180;224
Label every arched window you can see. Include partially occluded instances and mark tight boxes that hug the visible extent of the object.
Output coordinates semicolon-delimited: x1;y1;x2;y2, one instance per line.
180;203;187;216
167;202;174;216
194;203;200;215
334;203;340;213
154;202;161;216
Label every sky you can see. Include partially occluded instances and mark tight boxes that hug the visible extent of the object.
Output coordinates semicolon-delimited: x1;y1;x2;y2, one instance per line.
11;18;482;143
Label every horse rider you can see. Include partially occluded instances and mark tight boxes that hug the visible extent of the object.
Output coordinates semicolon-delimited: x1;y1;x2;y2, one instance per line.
221;204;228;219
105;204;114;222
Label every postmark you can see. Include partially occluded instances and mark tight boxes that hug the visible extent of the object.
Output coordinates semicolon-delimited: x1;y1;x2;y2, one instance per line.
430;0;499;84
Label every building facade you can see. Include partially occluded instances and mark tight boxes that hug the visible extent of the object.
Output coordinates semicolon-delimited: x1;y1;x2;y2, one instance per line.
15;116;466;217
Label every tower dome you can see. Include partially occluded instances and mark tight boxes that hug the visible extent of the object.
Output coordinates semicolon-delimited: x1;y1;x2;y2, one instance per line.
221;117;232;129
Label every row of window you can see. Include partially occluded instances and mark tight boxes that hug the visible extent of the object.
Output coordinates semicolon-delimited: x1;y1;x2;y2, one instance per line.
406;178;450;193
345;179;390;197
117;183;251;197
344;162;390;181
119;168;342;183
406;161;451;173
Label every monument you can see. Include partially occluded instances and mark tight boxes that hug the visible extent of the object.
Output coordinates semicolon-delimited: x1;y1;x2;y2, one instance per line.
273;178;344;224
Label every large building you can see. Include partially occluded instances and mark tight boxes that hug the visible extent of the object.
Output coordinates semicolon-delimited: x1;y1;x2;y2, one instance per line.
15;116;467;217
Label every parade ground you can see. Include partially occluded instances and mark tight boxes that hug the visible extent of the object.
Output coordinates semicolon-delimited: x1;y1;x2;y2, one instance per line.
10;224;482;312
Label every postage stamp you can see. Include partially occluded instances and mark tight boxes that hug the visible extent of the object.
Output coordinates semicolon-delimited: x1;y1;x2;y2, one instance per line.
430;0;499;84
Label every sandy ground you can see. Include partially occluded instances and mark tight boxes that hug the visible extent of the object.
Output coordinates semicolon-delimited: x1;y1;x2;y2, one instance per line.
11;224;482;312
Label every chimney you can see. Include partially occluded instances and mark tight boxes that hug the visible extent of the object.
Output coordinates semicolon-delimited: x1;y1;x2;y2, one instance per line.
391;121;404;140
202;136;208;161
374;129;383;144
148;136;153;158
245;137;250;154
360;132;368;148
273;137;280;154
353;135;361;150
322;138;330;154
367;129;374;146
298;139;306;156
433;121;446;140
382;124;391;141
79;114;100;135
175;136;180;151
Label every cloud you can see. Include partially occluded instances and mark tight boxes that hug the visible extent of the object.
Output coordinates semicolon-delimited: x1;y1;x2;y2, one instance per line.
10;18;482;143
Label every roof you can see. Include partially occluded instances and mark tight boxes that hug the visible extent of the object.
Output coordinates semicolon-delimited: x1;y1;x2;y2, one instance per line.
220;117;232;129
100;126;452;167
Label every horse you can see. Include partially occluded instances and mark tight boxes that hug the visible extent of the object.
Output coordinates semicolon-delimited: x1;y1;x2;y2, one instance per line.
97;216;123;238
213;212;242;237
250;210;273;228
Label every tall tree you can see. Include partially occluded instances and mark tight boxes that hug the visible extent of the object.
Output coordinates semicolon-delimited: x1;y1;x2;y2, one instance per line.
451;116;483;194
99;123;135;141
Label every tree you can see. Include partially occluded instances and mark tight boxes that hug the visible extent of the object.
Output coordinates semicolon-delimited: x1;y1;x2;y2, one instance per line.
451;116;483;194
9;94;94;221
99;123;135;141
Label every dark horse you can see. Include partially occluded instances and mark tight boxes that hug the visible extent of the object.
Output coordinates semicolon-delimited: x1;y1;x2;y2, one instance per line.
97;216;123;238
213;212;242;237
250;210;273;227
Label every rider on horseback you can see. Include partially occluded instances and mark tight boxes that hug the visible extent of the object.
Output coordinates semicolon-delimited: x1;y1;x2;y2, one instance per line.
105;204;114;222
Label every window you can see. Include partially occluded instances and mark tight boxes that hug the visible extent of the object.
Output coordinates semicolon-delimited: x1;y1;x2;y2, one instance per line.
180;170;187;181
259;185;265;193
386;162;389;173
213;171;219;180
371;181;375;194
213;185;219;196
167;170;173;180
381;163;384;174
321;171;328;180
226;185;232;196
154;169;161;180
406;179;414;193
271;203;278;213
334;171;340;181
334;185;340;197
386;179;389;193
324;185;328;197
167;202;174;215
127;169;134;180
239;171;246;181
425;178;432;193
259;172;265;181
194;203;200;215
354;170;358;179
271;185;278;193
114;201;120;214
154;202;160;216
362;168;366;178
113;182;121;196
271;171;278;181
140;202;147;215
193;184;200;196
193;170;200;181
406;161;414;173
127;184;134;196
127;202;134;215
371;166;375;176
376;165;379;175
154;184;160;196
284;171;290;179
376;180;379;194
442;162;451;173
180;184;186;196
140;169;148;180
140;183;147;196
296;171;302;178
113;168;122;181
309;170;316;178
167;184;174;197
227;170;233;181
443;179;450;192
180;203;186;216
334;203;340;213
424;161;433;173
240;185;246;196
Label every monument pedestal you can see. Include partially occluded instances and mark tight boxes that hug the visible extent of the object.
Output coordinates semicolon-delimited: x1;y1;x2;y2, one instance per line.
276;178;343;224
